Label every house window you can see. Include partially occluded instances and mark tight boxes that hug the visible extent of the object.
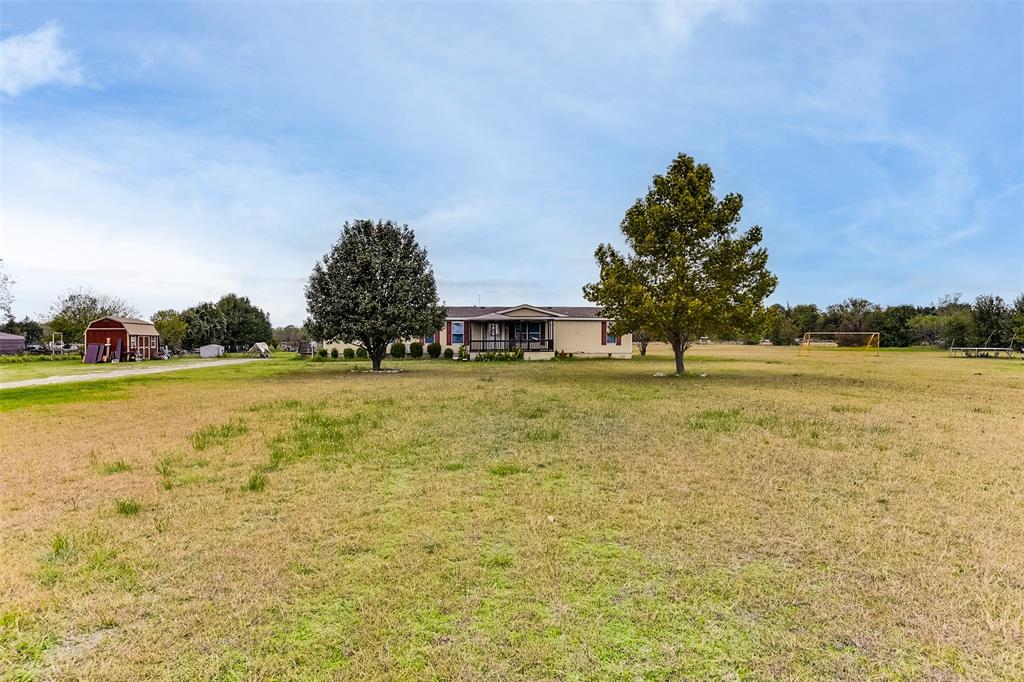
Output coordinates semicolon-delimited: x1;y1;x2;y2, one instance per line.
514;321;542;341
425;333;435;345
130;336;137;348
606;330;617;344
452;322;464;345
487;323;500;339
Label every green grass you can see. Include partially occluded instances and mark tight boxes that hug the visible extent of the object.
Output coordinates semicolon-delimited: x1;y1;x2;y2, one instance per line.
243;470;267;492
114;499;141;516
1;345;1022;679
100;459;132;475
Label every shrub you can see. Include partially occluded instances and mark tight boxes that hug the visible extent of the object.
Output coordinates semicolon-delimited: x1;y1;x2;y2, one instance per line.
409;341;423;359
356;347;368;359
443;347;454;360
474;348;524;362
318;348;328;358
343;347;355;359
427;342;442;359
457;344;470;361
330;348;339;359
391;342;406;359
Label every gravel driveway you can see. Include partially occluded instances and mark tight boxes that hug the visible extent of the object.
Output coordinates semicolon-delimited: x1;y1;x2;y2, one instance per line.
0;358;260;390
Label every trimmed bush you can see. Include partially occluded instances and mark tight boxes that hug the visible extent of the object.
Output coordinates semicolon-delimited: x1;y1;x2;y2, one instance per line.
409;341;423;358
330;348;339;359
390;342;406;359
343;347;355;359
355;347;368;359
443;347;454;360
318;348;328;358
427;342;442;359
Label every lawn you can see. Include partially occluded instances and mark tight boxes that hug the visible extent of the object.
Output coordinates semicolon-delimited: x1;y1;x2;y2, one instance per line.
1;346;1021;680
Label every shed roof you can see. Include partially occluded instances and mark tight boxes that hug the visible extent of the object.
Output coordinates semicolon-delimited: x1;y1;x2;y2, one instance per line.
88;316;160;336
0;332;26;341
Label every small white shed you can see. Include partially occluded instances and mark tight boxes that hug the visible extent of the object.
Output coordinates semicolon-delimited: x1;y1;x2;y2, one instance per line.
199;344;225;358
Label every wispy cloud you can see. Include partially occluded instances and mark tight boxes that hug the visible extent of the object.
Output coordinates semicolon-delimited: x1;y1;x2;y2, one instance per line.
0;21;83;96
653;1;752;44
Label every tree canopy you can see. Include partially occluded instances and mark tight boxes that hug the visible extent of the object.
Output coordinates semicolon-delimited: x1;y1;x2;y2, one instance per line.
305;219;446;371
181;303;226;348
584;153;776;374
48;290;139;343
216;294;273;350
152;309;188;351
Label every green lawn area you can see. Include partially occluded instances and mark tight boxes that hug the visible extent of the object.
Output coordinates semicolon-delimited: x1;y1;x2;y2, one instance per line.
1;346;1021;679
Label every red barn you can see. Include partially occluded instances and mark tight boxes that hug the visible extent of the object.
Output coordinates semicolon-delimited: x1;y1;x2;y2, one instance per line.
84;317;161;363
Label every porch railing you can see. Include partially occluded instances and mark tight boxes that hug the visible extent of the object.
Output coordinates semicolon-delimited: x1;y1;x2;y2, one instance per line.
469;339;554;352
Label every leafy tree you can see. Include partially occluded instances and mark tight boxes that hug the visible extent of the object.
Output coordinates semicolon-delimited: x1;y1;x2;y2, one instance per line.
789;304;822;335
305;219;446;371
972;294;1009;346
216;294;273;351
1;316;44;344
1011;294;1024;347
273;325;307;347
152;309;188;351
632;329;652;356
908;314;947;345
764;304;802;346
181;302;226;348
583;153;777;374
48;289;139;343
868;304;917;347
0;259;13;320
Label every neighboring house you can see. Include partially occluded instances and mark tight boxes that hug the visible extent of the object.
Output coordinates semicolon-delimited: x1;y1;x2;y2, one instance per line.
84;317;161;362
323;305;632;360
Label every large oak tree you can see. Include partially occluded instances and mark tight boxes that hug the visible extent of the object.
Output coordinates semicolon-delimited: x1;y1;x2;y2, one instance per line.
584;154;777;375
305;219;446;371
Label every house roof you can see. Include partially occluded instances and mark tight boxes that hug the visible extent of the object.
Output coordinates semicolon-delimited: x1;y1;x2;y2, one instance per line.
445;305;606;320
88;316;160;336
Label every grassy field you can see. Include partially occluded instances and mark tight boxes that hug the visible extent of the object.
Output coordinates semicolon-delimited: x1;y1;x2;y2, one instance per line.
1;346;1022;680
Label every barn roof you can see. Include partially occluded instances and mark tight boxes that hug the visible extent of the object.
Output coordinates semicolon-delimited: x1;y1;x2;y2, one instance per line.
0;331;26;340
89;316;160;336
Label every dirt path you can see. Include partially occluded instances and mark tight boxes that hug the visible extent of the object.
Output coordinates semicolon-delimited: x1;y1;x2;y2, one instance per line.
0;358;260;390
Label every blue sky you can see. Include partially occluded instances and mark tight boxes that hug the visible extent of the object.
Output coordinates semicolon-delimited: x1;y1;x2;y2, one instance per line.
1;1;1022;326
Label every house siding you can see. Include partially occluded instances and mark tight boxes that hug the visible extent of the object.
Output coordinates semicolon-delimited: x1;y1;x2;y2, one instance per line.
553;320;632;358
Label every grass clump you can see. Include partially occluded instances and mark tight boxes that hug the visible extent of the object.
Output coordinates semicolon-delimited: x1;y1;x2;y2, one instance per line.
101;459;132;474
115;498;141;516
489;461;528;477
244;470;267;492
189;419;249;451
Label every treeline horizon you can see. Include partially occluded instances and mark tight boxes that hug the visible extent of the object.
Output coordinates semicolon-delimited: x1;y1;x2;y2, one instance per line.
758;293;1024;348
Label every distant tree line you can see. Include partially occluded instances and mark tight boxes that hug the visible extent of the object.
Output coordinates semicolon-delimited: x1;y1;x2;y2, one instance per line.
761;293;1024;348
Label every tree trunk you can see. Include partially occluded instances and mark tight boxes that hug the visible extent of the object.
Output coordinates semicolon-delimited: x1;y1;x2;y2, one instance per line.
639;340;648;356
672;342;685;375
371;353;383;371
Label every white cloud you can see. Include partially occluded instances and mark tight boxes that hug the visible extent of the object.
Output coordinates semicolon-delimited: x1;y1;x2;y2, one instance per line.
0;21;84;96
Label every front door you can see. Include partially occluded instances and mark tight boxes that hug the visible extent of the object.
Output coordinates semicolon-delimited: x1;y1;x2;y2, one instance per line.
138;335;150;360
